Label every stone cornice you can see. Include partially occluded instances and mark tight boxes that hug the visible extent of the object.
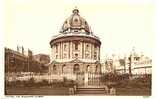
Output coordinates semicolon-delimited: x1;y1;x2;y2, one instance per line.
50;34;101;47
50;59;100;64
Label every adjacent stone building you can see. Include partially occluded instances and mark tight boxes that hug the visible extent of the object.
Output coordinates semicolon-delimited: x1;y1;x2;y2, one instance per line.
127;50;152;74
5;48;48;73
34;54;50;65
104;49;152;74
49;8;101;74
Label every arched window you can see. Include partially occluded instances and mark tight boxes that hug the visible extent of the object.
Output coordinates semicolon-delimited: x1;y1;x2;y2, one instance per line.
73;64;80;73
64;44;67;51
86;65;90;73
53;65;57;71
62;64;66;74
55;44;58;53
95;65;98;73
94;52;97;60
85;21;87;25
86;44;89;51
75;53;78;58
75;43;78;50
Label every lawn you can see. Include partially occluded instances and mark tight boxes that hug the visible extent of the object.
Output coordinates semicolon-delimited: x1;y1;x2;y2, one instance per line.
115;78;151;96
5;87;70;95
116;87;151;96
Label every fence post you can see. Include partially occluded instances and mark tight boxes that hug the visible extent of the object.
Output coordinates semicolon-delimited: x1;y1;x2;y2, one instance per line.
69;87;74;95
110;87;116;95
74;85;77;94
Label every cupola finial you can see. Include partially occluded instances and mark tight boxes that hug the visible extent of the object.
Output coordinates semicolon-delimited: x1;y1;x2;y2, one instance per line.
73;6;79;14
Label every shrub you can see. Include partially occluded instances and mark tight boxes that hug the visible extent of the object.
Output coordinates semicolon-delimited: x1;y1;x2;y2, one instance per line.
63;79;76;87
40;79;49;86
25;77;35;87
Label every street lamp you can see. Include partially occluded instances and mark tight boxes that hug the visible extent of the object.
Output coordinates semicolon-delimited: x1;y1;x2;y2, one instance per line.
128;55;132;77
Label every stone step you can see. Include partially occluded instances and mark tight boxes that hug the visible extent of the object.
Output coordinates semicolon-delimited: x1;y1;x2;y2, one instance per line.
76;90;106;95
77;88;105;91
76;87;107;95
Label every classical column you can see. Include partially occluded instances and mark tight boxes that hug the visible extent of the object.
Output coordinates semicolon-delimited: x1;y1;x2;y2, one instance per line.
69;41;70;59
92;44;94;60
51;46;54;61
59;42;61;59
59;43;62;59
61;42;63;59
98;46;100;60
53;45;55;60
84;42;86;59
70;42;73;59
80;41;82;59
97;46;99;60
90;43;92;60
82;41;84;59
84;73;88;87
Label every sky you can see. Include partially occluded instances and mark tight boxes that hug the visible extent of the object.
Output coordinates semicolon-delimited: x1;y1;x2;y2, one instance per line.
5;0;154;61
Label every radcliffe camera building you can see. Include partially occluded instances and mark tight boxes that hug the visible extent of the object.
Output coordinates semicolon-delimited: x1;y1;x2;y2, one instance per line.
49;8;101;74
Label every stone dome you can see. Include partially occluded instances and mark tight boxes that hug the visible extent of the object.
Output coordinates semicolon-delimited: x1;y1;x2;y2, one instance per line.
60;8;91;34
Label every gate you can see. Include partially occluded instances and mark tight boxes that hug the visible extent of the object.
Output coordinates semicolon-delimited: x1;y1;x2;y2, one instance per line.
75;72;84;86
88;73;101;86
76;73;103;88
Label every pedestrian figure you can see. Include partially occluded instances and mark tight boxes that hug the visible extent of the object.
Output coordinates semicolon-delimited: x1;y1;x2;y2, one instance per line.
110;87;116;95
74;85;77;94
69;87;74;95
103;85;108;94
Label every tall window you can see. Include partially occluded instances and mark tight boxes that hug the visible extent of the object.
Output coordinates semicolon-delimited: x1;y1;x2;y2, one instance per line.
62;64;66;74
55;44;58;53
53;65;57;71
95;65;98;73
94;45;97;50
86;44;89;51
74;43;78;50
56;55;58;59
85;21;87;25
94;52;97;60
64;44;67;51
94;45;97;60
73;64;80;74
86;65;90;72
64;53;67;59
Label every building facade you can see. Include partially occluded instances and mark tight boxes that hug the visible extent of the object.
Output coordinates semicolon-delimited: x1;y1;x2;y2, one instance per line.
34;54;50;65
127;51;152;74
5;48;48;73
49;8;101;74
5;48;28;73
104;50;152;74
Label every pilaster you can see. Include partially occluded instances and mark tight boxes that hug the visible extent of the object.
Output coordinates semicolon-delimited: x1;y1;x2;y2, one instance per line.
69;41;70;59
70;42;73;59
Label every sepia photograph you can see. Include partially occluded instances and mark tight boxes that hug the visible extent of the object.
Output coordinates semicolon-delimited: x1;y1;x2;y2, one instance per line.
1;0;155;97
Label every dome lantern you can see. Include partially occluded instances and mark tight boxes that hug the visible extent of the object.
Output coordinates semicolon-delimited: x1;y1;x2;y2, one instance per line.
72;8;79;15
